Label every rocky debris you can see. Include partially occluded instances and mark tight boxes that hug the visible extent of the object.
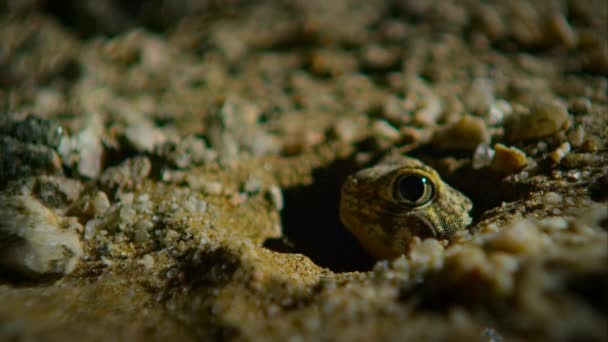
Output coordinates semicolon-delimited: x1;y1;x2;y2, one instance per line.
58;113;105;179
505;99;570;142
0;136;63;183
309;49;359;77
472;144;495;169
0;115;67;183
156;136;216;169
490;144;528;174
32;176;84;210
406;78;443;126
464;78;495;117
0;195;83;277
99;156;151;195
360;44;399;70
0;115;65;148
124;119;168;153
206;98;281;162
432;115;490;151
549;142;571;164
69;190;111;221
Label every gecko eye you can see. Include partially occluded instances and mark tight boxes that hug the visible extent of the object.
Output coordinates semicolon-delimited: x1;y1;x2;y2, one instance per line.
393;173;434;206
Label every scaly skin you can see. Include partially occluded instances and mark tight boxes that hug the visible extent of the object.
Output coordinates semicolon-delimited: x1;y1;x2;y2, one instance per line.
340;154;473;260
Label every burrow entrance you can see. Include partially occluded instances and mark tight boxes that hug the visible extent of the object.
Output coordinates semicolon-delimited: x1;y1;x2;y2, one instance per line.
265;150;533;273
264;156;375;273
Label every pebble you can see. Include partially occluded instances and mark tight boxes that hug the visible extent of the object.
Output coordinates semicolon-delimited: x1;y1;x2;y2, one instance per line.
186;175;224;195
490;144;528;174
125;119;167;153
0;195;83;277
581;136;600;152
0;136;63;181
310;49;359;76
73;113;105;178
432;115;490;150
505;99;569;141
138;254;156;270
475;4;505;40
360;44;398;70
0;115;65;148
332;117;364;144
485;218;547;255
569;98;591;114
561;152;598;169
465;78;495;116
549;142;571;163
567;126;585;148
406;78;442;126
372;120;401;142
542;192;562;205
266;185;284;211
544;13;578;48
473;144;495;169
99;156;151;193
33;176;84;209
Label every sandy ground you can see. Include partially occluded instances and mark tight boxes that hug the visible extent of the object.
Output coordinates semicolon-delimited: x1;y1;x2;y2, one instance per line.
0;0;607;341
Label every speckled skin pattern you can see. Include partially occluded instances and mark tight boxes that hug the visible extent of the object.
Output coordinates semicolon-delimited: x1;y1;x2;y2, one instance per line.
340;155;473;259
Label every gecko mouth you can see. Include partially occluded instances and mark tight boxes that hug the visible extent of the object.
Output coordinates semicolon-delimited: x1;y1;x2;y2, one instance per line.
412;213;438;238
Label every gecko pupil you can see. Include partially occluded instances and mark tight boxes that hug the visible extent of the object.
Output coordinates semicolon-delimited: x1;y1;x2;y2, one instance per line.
396;174;429;204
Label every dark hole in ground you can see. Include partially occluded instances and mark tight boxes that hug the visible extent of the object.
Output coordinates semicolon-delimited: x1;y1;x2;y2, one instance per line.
442;167;535;224
264;156;375;273
265;149;534;273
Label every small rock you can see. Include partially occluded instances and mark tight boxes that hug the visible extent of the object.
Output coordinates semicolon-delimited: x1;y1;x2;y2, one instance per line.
432;115;490;150
543;192;562;205
567;126;585;148
487;99;512;126
372;120;401;142
138;254;155;270
243;177;263;194
544;13;578;48
206;97;267;161
474;4;505;40
156;136;216;169
125;120;167;153
0;115;65;148
505;99;569;141
0;136;63;182
549;142;571;163
0;195;83;277
71;190;111;220
186;175;224;195
310;49;359;76
581;136;600;152
332;117;366;144
490;144;528;174
382;96;411;125
99;156;151;194
561;152;598;169
183;196;207;215
465;78;495;116
33;176;84;209
266;185;284;211
473;144;495;169
360;44;398;70
59;113;105;179
569;97;592;114
406;78;442;126
485;218;547;255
